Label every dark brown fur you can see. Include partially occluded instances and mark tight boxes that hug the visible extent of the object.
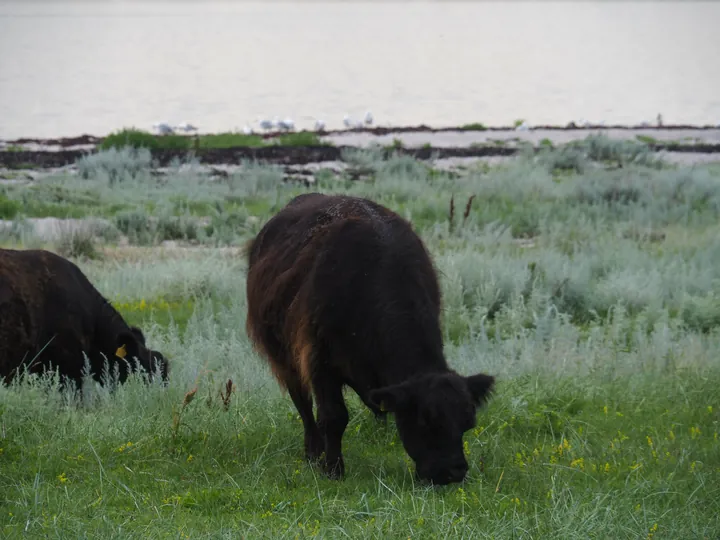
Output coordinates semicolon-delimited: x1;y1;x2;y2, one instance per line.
245;193;495;485
0;248;168;392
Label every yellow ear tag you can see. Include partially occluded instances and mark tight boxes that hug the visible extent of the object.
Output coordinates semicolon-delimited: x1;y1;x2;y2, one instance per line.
380;402;386;412
116;344;127;359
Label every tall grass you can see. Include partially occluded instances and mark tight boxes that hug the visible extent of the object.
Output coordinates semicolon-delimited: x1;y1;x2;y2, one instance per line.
1;137;719;537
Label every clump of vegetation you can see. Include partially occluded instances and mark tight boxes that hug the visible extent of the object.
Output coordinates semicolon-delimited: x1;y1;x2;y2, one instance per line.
203;207;252;245
340;146;385;170
99;128;189;151
539;134;662;174
55;225;100;260
636;134;658;145
0;217;35;244
459;122;488;131
77;146;153;184
4;144;27;152
0;192;21;219
97;128;330;153
196;133;264;149
114;209;199;245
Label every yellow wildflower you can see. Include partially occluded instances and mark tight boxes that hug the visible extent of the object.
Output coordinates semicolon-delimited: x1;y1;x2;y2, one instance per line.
116;441;133;453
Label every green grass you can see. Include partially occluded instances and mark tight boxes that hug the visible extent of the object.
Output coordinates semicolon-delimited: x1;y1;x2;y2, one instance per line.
459;122;488;131
0;193;21;219
636;135;659;145
2;136;720;537
4;144;27;152
98;128;326;151
99;128;190;151
2;370;718;537
114;296;204;337
539;138;554;148
196;133;266;149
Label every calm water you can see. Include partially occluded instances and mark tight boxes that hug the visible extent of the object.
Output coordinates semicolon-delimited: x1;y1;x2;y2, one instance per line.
0;1;718;139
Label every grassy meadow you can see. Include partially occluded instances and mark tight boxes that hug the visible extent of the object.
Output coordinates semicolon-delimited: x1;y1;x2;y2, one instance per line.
1;136;720;538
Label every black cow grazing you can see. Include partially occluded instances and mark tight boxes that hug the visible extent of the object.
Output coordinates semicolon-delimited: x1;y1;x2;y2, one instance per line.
245;193;495;485
0;248;169;392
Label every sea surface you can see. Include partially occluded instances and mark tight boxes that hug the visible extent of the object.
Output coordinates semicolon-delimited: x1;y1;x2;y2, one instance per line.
0;1;718;139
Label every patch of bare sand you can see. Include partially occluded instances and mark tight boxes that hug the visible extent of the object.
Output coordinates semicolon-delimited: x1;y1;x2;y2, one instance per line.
322;128;720;149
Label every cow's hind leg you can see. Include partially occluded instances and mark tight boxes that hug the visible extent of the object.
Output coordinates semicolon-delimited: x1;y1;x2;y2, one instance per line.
286;378;323;463
312;368;349;480
255;330;323;464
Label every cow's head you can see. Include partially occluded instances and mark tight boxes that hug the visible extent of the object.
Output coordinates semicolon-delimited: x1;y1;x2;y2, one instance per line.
368;371;495;485
115;326;169;384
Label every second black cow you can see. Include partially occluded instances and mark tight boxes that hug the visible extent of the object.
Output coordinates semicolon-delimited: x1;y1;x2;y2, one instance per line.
0;248;168;392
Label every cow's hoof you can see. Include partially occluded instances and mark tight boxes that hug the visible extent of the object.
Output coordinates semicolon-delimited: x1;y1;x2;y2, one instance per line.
323;457;345;480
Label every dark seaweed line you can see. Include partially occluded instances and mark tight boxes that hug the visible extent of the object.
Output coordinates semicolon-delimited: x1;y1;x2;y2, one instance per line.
2;143;720;169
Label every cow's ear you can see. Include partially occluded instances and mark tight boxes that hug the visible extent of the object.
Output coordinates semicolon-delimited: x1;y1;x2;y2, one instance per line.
368;381;413;413
115;331;142;362
465;373;495;406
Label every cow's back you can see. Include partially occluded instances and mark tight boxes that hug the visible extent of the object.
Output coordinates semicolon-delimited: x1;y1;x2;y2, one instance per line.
301;197;444;381
0;248;96;380
246;193;404;318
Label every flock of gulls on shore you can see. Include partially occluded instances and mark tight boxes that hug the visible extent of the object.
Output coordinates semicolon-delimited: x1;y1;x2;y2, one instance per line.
152;111;375;136
152;112;675;136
